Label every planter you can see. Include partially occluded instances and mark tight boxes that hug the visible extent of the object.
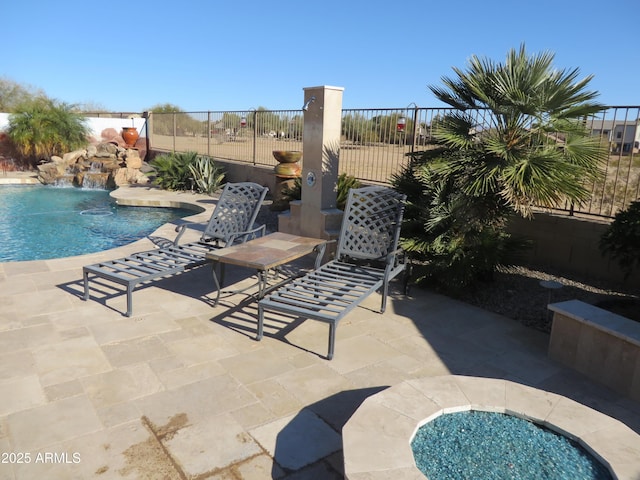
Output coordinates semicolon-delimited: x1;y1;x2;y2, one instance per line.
272;150;302;177
122;127;139;148
272;150;302;211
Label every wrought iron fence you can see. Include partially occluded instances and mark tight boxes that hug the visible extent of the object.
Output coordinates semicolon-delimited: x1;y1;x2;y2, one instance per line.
148;106;640;218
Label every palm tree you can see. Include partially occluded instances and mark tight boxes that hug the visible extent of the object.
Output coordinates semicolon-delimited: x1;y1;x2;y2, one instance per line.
393;45;609;289
429;44;608;217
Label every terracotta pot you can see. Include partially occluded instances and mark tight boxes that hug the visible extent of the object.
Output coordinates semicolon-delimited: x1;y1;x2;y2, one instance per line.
122;127;139;148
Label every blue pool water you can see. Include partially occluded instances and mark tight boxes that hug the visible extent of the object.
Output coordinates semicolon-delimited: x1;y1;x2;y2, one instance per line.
0;186;196;262
411;411;612;480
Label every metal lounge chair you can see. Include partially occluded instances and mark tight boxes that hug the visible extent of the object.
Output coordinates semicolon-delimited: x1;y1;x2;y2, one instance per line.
82;182;268;316
257;186;407;359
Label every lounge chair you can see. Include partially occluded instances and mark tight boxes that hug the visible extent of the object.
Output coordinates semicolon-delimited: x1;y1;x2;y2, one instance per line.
82;182;268;316
257;186;407;359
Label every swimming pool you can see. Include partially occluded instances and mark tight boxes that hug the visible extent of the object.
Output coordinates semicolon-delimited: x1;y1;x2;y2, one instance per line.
0;185;197;262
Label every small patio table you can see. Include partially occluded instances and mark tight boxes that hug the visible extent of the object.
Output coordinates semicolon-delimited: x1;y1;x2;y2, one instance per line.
205;232;328;305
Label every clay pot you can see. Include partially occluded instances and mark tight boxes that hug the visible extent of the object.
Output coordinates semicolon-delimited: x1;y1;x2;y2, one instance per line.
122;127;139;148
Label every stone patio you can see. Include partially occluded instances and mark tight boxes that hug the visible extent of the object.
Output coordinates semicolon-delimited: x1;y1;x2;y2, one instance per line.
1;178;639;479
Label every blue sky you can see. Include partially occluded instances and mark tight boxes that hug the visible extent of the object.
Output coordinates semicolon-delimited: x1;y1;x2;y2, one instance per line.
4;0;639;112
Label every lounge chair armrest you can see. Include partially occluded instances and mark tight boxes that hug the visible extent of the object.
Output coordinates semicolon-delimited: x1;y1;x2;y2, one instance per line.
312;239;336;269
225;224;266;246
173;222;198;246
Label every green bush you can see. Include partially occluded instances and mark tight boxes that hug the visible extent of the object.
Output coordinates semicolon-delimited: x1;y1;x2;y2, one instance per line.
7;98;89;168
392;151;528;291
151;151;225;194
280;173;361;210
600;201;640;279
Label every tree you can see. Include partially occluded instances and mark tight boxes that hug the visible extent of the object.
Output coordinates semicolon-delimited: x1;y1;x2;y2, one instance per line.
393;45;609;290
429;44;608;217
7;98;89;168
0;77;46;112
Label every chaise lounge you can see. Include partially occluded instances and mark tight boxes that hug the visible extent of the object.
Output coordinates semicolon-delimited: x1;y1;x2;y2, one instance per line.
256;186;407;359
82;182;268;316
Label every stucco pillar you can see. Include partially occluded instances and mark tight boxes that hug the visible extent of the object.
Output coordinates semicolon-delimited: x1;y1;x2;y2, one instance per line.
279;86;344;241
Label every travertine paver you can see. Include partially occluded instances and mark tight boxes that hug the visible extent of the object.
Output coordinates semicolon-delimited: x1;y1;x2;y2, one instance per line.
0;180;638;479
249;409;341;471
164;413;261;477
7;396;103;451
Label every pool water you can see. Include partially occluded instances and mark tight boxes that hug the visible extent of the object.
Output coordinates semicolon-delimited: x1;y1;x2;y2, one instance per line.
411;410;612;480
0;186;196;262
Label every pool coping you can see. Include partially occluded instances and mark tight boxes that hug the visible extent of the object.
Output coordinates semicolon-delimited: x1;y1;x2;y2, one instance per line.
342;375;640;479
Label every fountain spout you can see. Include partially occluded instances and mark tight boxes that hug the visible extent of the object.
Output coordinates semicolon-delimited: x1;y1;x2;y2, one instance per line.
302;96;316;111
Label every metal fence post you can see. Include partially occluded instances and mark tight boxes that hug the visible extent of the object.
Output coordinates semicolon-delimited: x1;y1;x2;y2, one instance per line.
207;111;211;157
172;113;176;152
253;110;258;165
411;106;419;154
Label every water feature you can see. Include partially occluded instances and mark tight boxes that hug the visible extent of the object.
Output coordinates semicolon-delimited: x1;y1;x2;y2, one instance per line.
411;410;612;480
0;185;196;262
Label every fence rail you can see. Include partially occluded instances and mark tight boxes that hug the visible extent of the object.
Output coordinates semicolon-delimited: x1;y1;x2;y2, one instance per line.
148;106;640;218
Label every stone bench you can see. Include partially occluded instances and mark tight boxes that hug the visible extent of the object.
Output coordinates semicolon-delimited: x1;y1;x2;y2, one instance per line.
548;299;640;402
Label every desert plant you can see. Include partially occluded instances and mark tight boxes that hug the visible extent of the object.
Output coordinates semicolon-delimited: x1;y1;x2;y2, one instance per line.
7;98;89;168
600;200;640;279
393;45;607;291
152;151;225;194
188;156;226;195
280;173;361;210
151;151;198;191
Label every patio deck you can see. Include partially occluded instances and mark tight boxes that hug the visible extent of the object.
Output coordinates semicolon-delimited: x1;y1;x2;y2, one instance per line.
1;178;639;479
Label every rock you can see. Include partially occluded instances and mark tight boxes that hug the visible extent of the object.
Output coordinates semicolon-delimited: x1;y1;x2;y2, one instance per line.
86;145;98;158
113;167;139;186
62;149;86;165
134;170;150;184
37;142;147;188
101;128;119;142
37;162;60;184
95;143;118;158
125;150;142;169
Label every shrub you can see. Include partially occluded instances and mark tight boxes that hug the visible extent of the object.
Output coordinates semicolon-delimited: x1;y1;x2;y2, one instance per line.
7;98;89;168
600;201;640;279
392;151;528;291
151;151;224;194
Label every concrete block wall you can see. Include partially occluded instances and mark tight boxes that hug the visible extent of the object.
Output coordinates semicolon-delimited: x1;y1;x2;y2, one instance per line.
548;300;640;402
508;212;640;289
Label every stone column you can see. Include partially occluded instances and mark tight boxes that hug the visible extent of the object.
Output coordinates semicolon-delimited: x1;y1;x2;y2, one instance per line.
279;86;344;242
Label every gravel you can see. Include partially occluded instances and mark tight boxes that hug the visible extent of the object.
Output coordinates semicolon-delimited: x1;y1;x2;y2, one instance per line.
448;264;639;332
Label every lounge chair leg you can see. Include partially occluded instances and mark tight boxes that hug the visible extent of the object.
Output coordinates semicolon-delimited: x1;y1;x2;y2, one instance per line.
83;270;90;301
327;323;335;360
212;263;222;306
126;286;133;317
257;304;264;341
380;282;389;313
